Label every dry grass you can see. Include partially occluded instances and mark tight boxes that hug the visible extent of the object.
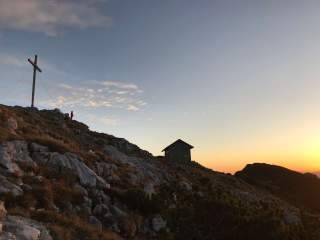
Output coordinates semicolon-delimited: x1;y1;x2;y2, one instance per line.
32;211;123;240
0;127;11;143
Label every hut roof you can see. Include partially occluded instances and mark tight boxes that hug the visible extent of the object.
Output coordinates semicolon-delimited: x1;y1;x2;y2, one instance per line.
162;139;194;152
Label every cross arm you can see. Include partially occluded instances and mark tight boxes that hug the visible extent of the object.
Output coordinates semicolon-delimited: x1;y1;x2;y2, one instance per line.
28;59;42;72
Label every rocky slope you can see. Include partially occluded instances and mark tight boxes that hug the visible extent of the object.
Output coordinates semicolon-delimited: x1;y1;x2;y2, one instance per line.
0;104;319;239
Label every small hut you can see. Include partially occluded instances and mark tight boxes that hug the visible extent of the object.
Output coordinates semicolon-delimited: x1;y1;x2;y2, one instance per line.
162;139;193;163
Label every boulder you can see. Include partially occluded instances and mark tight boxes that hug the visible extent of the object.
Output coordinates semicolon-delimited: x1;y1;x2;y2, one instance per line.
103;145;164;186
0;141;35;176
0;175;23;197
103;145;129;164
31;146;109;188
95;162;118;181
144;183;156;199
2;215;52;240
95;190;111;205
93;204;110;217
151;215;166;232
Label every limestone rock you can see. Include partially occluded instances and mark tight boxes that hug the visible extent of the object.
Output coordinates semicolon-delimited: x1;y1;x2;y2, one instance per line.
144;183;156;199
95;162;118;181
31;147;109;188
95;190;111;205
2;215;52;240
0;175;23;197
103;145;164;186
152;215;166;232
0;141;35;176
93;204;110;217
103;145;128;164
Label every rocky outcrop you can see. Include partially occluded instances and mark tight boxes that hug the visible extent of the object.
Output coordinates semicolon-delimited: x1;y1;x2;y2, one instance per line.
31;143;110;189
0;141;110;189
108;138;152;159
151;215;166;232
0;141;35;176
103;145;166;186
2;216;52;240
0;175;23;197
95;162;119;182
144;183;156;199
0;201;52;240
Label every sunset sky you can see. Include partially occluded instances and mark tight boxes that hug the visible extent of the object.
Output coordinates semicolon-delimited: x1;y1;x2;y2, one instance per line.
1;0;320;173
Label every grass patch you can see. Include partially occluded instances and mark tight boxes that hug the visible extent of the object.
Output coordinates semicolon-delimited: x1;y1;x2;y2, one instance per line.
32;211;122;240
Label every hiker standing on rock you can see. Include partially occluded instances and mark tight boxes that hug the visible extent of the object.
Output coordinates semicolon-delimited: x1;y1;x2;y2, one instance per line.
70;110;74;120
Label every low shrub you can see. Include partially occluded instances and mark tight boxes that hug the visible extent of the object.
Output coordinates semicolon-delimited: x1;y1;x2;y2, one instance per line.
118;188;163;216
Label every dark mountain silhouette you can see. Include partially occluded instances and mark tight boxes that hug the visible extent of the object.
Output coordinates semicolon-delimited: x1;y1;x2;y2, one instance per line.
236;163;320;212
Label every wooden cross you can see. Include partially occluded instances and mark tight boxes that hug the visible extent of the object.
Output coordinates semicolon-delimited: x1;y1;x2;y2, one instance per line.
28;55;42;108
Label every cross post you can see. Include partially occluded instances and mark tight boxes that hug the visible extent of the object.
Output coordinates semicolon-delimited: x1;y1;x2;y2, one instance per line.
28;55;42;108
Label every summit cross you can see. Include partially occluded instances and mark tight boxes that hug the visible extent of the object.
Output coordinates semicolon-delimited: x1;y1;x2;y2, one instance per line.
28;54;42;108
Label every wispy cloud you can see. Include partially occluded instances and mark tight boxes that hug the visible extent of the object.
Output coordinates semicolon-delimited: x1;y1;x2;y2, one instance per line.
102;81;140;91
127;105;139;111
0;0;111;36
40;80;147;111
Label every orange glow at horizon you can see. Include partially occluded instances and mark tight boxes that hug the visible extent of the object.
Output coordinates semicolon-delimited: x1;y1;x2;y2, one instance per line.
192;126;320;174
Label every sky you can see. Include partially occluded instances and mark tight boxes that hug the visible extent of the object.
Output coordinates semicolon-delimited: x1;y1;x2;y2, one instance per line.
1;0;320;173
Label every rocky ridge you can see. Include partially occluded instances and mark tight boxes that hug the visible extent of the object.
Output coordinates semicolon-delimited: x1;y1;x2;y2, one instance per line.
0;104;319;239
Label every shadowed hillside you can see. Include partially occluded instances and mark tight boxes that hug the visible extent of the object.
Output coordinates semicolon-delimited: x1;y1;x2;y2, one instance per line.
0;104;320;239
236;163;320;212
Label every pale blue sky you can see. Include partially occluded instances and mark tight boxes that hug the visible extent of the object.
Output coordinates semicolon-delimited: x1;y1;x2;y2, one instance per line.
1;0;320;172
